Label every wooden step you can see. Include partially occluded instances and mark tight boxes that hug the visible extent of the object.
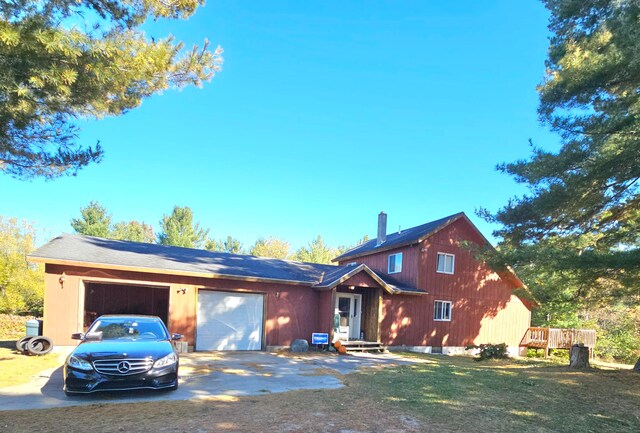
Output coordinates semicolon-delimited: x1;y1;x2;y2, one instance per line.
338;340;386;353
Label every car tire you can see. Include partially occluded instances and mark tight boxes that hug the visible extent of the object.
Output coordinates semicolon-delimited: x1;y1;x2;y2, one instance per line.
26;336;53;355
16;336;33;353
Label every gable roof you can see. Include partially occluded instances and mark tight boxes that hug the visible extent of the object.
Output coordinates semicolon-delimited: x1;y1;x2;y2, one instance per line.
312;263;424;295
28;234;423;294
334;212;465;262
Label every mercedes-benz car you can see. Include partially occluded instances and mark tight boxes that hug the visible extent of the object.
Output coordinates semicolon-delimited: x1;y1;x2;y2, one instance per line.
64;315;182;395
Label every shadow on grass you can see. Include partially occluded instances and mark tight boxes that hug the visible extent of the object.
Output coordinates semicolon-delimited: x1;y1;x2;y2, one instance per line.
0;340;16;350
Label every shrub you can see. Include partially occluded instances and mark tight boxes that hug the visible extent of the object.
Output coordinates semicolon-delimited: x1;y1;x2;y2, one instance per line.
467;343;509;361
0;313;39;340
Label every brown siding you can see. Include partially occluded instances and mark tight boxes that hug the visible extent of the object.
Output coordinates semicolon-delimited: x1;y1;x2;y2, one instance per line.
44;264;326;347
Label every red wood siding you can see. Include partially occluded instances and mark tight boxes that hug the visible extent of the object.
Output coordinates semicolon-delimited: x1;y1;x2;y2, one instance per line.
339;244;419;288
44;264;327;347
376;218;531;347
340;272;382;289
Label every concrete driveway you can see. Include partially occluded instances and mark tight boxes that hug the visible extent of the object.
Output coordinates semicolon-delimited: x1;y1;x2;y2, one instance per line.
0;350;415;411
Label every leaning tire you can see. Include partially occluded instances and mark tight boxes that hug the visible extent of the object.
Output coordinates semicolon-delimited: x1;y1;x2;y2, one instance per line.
16;336;33;353
26;336;53;355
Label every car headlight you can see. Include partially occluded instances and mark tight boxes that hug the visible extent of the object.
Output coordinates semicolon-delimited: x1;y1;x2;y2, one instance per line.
153;352;178;369
67;355;93;371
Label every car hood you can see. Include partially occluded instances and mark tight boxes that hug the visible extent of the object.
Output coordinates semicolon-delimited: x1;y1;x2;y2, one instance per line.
72;340;175;361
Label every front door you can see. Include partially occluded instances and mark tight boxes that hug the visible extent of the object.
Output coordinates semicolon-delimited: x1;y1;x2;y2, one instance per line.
334;293;362;341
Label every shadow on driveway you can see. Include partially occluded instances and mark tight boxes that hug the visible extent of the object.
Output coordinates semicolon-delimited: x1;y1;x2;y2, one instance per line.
0;351;415;411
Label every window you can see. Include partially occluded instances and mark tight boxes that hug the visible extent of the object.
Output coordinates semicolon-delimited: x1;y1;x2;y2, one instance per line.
436;252;455;274
347;262;358;267
388;252;403;274
434;301;452;321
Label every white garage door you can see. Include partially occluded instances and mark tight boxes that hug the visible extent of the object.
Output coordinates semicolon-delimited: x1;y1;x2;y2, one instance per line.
196;291;264;351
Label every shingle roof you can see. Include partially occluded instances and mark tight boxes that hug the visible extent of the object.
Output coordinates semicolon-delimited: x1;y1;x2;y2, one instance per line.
334;212;465;262
29;234;423;294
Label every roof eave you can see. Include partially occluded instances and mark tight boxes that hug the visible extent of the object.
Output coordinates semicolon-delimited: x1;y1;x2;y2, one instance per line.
312;264;397;294
27;256;313;287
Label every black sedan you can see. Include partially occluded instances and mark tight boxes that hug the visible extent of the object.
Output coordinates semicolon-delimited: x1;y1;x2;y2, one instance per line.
64;315;182;395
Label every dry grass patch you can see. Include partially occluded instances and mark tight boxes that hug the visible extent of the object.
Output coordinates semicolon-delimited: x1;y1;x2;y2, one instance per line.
1;354;639;433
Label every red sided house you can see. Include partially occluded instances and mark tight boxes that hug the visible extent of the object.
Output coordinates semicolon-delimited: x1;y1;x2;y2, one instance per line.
29;212;533;354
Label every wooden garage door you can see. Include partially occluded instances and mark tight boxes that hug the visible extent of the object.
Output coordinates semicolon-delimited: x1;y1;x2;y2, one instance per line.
196;291;264;351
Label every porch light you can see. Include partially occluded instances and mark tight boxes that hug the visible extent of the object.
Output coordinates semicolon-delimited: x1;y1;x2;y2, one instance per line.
59;273;66;289
176;288;187;295
348;285;355;290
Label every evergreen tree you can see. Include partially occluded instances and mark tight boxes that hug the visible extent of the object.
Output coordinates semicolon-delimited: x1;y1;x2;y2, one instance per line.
70;201;112;237
293;235;342;264
1;0;223;179
157;206;208;248
205;236;244;254
484;0;640;365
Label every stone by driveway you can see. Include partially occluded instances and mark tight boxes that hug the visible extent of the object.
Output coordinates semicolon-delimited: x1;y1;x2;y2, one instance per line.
0;351;416;411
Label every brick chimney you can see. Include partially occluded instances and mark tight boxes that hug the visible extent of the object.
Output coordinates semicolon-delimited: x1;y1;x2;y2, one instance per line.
376;211;387;246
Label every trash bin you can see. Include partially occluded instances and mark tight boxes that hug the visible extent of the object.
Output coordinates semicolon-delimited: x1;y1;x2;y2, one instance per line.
26;319;42;337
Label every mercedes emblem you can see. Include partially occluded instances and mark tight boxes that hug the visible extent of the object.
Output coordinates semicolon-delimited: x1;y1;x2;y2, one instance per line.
117;361;131;373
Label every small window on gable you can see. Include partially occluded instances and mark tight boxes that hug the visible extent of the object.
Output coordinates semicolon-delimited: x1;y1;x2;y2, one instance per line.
347;262;358;267
434;300;452;321
436;252;455;274
388;252;403;274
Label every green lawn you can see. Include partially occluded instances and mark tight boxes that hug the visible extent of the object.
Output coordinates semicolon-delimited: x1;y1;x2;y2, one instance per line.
1;353;639;433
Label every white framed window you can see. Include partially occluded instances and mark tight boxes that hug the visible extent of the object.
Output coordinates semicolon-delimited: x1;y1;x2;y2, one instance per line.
436;252;455;274
434;300;452;321
387;252;403;274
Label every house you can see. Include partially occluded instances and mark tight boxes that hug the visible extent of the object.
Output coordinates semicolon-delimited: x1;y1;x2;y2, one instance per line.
334;212;533;354
28;212;532;354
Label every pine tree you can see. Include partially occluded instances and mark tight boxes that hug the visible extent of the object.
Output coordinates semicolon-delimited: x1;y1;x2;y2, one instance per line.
157;206;208;248
0;0;222;178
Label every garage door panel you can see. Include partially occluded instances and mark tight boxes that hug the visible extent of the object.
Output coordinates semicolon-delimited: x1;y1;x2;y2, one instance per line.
197;291;264;351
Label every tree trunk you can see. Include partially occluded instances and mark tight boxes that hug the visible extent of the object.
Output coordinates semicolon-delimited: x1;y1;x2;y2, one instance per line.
634;357;640;372
569;344;590;369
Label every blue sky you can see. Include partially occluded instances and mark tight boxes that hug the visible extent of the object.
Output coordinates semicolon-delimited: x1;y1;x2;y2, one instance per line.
1;1;555;250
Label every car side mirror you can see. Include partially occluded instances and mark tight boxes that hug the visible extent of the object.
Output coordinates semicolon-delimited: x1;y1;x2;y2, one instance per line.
171;333;183;341
71;332;84;340
84;331;103;341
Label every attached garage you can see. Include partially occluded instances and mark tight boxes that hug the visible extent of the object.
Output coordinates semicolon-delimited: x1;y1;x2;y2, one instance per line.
83;282;169;329
196;290;265;351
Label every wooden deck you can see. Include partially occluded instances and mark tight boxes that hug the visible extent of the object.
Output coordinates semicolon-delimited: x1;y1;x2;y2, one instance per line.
520;327;596;357
339;340;386;353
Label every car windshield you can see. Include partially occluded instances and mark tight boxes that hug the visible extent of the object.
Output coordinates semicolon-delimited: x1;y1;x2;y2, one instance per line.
87;318;169;341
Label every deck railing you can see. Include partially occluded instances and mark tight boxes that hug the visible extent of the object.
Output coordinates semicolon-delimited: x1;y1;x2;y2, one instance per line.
520;327;596;356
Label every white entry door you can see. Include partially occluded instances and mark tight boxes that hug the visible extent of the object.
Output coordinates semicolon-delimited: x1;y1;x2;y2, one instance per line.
335;293;362;341
197;290;264;351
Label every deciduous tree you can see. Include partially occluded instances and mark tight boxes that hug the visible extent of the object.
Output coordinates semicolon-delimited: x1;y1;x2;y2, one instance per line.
0;217;44;315
249;237;291;260
112;221;155;243
0;0;222;179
